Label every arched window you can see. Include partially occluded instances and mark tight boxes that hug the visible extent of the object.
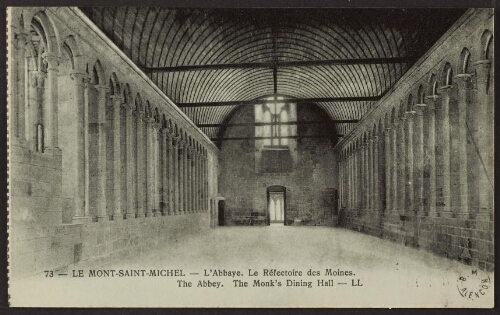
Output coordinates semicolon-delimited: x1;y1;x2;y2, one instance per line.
255;96;297;149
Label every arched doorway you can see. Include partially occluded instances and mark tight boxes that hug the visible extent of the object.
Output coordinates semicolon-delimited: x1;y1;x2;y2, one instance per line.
267;186;287;225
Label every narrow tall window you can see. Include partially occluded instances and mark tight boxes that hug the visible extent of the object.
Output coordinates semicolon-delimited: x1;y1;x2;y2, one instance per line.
255;96;296;149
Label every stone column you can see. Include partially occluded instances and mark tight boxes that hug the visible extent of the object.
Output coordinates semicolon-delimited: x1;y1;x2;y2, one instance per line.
436;86;452;216
194;147;198;213
27;70;39;151
425;95;438;217
83;76;92;220
360;144;365;209
384;127;392;212
455;74;471;218
71;72;90;223
13;32;28;140
366;142;371;210
152;121;161;216
346;154;350;208
201;150;204;212
339;155;343;209
352;149;356;209
10;32;19;139
183;142;189;214
168;133;175;215
111;95;123;220
414;102;426;216
473;60;493;217
193;146;197;213
178;140;185;214
200;149;204;212
192;147;197;213
353;149;356;210
355;147;361;209
391;122;399;211
399;116;407;213
370;138;376;210
95;84;109;222
171;136;179;214
125;103;136;219
194;146;199;213
346;154;350;209
41;52;59;150
144;115;154;217
350;152;354;209
204;151;209;212
36;72;47;152
366;140;372;210
372;136;380;212
405;110;415;214
187;147;192;214
18;33;27;140
161;128;168;215
135;107;145;218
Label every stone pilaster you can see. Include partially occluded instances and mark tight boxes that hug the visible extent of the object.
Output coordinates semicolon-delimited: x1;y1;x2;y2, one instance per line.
436;85;453;217
161;128;168;215
384;127;392;212
144;115;154;217
95;84;109;222
472;60;493;218
135;108;145;218
372;136;380;212
33;71;46;152
367;139;373;210
171;136;179;214
152;121;161;216
183;141;189;214
41;52;59;150
414;102;426;216
13;32;28;141
81;76;92;220
425;95;438;217
391;122;399;211
125;103;136;219
71;72;91;223
455;74;472;218
111;95;124;220
405;110;416;214
178;140;185;214
187;147;193;214
168;133;176;215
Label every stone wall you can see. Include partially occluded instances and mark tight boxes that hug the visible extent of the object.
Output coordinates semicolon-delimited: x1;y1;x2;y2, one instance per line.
336;9;494;271
10;207;208;280
219;105;338;226
8;7;219;280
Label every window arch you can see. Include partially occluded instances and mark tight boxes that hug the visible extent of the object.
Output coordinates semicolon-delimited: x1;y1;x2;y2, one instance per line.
407;94;414;112
459;48;472;74
481;30;493;60
442;62;453;86
428;73;438;96
255;96;297;149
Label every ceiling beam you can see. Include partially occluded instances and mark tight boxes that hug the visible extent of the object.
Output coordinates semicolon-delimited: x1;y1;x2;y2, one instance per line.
198;120;359;128
178;96;380;108
211;135;343;141
143;56;418;73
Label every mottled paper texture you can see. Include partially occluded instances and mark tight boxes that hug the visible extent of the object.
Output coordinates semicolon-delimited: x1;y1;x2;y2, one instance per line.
7;6;494;308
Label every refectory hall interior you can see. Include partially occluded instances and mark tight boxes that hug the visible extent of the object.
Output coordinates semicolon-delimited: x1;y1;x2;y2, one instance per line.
8;7;494;280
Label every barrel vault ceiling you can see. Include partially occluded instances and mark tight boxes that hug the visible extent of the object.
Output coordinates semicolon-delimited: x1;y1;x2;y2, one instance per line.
80;8;465;141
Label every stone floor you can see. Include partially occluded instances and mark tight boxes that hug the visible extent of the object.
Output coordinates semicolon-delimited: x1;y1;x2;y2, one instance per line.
10;225;494;307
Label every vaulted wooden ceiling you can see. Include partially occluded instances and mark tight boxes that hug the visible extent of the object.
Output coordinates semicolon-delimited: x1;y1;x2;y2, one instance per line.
81;8;465;140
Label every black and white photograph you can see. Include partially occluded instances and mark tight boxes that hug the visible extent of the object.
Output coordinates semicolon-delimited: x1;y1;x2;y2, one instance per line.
6;5;494;307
